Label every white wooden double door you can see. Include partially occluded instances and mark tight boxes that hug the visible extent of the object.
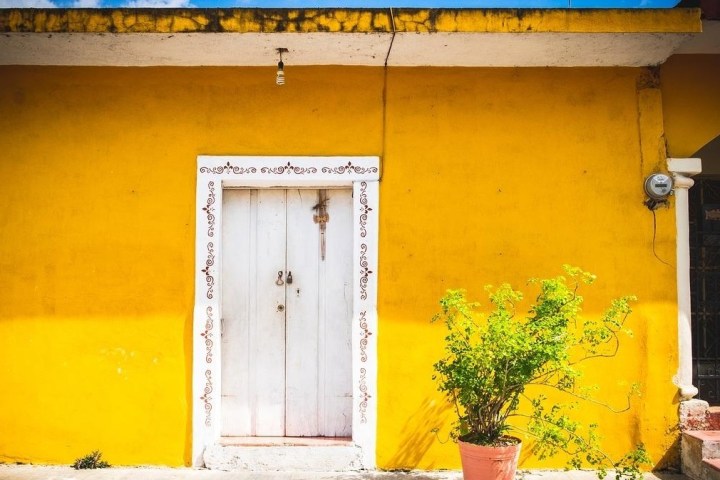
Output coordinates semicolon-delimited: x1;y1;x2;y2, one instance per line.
221;188;353;438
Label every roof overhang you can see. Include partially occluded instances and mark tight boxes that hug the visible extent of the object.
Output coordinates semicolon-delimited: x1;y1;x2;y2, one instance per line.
0;8;703;67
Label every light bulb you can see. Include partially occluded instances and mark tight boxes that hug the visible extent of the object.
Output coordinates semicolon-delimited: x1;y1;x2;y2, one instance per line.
276;60;285;86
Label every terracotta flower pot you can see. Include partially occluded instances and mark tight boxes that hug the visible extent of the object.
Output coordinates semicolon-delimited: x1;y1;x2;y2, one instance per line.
458;438;521;480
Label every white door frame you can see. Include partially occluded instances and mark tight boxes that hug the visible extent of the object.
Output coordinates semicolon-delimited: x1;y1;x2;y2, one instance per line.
192;156;380;468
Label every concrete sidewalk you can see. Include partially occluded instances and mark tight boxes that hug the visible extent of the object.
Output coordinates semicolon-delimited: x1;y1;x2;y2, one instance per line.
0;466;690;480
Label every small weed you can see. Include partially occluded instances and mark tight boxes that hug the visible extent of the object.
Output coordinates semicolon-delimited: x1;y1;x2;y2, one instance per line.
72;450;110;469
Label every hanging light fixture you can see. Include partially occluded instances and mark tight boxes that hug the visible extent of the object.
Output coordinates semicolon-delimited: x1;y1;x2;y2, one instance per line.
276;48;288;86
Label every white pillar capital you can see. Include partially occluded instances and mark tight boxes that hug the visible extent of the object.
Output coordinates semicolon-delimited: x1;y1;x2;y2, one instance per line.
672;173;695;191
668;157;702;180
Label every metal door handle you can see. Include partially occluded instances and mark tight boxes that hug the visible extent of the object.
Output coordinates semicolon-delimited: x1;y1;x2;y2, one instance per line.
287;271;293;284
275;270;284;286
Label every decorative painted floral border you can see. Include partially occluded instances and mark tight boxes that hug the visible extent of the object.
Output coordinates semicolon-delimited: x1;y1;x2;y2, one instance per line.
192;156;379;469
359;311;373;424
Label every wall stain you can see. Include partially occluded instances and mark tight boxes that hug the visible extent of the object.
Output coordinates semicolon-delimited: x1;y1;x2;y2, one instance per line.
0;8;700;34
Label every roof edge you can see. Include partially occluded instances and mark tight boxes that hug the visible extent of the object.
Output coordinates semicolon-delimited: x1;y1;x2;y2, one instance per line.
0;7;702;34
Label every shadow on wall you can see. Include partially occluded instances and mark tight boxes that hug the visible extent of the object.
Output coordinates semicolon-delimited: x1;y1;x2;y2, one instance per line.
386;397;453;470
650;391;682;472
694;135;720;176
654;433;681;472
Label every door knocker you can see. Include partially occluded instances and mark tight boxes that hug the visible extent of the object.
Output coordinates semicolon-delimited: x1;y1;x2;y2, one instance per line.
275;270;284;286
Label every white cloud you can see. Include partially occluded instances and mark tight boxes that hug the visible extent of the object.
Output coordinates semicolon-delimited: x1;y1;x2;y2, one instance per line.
0;0;57;6
72;0;102;6
122;0;193;6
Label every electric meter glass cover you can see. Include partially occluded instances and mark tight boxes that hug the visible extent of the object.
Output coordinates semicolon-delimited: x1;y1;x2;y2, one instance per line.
644;173;673;200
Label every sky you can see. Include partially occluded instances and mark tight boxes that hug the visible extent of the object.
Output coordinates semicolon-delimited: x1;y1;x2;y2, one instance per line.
0;0;681;12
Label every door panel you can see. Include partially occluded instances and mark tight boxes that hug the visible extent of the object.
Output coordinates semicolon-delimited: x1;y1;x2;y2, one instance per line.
222;188;352;437
318;189;353;437
253;190;288;436
221;189;287;436
220;189;252;436
285;189;321;436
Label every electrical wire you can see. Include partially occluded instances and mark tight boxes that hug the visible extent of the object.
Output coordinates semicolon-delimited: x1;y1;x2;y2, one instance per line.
384;8;396;68
652;208;674;268
380;8;396;181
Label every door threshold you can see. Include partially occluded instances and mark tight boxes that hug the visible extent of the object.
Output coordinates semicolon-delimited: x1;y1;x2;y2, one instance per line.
220;436;353;447
206;438;363;471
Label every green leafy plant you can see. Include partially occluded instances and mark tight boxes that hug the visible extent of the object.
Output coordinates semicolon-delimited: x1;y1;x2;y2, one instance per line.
72;450;110;469
432;265;650;479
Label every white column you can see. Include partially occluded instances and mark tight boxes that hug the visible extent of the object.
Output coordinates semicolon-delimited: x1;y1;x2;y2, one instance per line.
668;158;702;401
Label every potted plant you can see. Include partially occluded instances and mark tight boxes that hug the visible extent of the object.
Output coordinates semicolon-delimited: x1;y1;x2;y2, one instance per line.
432;265;650;480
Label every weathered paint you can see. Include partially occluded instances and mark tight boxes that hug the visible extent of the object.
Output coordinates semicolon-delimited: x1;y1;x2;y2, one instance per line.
0;7;700;34
0;8;701;69
0;64;681;470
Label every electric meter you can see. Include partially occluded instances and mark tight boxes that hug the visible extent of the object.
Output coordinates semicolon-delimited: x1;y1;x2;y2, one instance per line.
644;173;673;200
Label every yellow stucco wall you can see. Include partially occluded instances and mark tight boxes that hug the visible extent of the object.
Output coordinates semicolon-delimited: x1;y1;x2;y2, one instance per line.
0;65;679;469
661;54;720;159
0;66;384;466
378;66;678;470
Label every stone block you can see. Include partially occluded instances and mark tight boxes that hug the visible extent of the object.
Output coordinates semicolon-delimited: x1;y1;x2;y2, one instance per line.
681;399;710;431
683;431;720;480
705;458;720;480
